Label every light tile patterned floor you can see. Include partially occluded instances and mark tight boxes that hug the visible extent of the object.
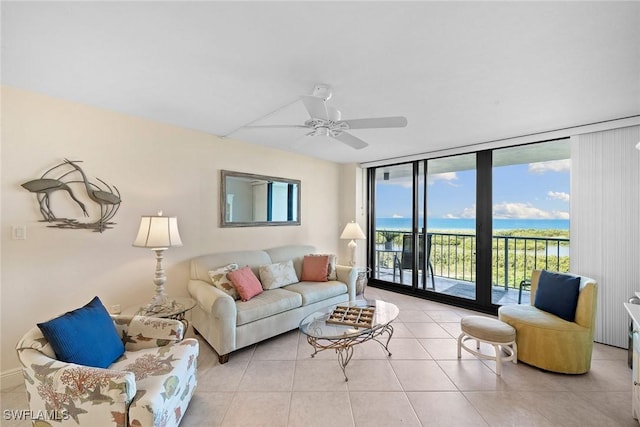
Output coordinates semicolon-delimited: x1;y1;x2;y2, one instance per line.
2;287;635;426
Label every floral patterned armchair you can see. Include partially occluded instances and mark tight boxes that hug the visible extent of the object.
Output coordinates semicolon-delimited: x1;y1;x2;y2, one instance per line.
16;315;199;427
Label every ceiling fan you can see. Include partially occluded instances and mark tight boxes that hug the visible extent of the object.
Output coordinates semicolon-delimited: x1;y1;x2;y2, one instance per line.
243;84;408;150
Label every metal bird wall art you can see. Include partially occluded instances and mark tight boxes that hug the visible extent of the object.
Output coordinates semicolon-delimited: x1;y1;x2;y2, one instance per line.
21;159;122;232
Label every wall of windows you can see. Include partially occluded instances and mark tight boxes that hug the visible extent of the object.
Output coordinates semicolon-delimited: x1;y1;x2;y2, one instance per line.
368;139;570;312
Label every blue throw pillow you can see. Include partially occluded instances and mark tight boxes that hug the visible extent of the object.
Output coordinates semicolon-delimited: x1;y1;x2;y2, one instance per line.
534;270;581;321
37;296;125;368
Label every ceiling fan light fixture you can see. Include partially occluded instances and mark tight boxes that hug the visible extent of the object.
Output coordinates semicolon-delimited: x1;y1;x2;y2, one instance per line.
315;127;330;137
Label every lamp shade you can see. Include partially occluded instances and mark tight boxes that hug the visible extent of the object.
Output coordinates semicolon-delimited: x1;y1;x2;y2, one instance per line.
340;222;366;240
133;214;183;249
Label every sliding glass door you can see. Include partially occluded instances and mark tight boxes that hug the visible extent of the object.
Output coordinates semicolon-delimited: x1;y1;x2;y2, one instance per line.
368;139;571;312
491;140;571;305
370;154;477;302
372;164;415;286
426;154;477;300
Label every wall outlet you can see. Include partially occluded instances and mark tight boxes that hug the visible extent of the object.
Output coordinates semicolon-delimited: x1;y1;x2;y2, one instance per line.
110;304;121;314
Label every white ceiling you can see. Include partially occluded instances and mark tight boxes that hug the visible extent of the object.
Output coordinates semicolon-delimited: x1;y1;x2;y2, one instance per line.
3;1;639;164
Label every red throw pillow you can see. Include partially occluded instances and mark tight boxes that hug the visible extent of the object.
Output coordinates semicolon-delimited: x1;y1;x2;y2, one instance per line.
301;255;329;282
228;266;263;301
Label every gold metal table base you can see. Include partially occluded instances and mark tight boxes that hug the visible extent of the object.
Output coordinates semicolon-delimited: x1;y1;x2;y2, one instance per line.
306;323;394;381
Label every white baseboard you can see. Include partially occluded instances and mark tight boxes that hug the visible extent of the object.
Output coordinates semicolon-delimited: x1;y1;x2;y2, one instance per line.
1;368;23;391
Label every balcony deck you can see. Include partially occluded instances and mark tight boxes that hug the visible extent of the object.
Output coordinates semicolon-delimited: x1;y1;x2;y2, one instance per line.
372;230;568;305
374;268;531;305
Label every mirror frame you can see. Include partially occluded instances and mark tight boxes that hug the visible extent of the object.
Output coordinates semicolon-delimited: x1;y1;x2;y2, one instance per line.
220;170;301;228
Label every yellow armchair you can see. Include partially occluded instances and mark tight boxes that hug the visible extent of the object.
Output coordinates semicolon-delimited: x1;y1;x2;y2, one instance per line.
498;269;598;374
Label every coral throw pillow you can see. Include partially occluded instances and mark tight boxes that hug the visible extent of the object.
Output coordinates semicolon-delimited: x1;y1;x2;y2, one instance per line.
309;253;337;280
301;255;329;282
228;266;264;301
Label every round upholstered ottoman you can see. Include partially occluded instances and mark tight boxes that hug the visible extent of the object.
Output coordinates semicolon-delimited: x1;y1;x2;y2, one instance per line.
457;315;517;376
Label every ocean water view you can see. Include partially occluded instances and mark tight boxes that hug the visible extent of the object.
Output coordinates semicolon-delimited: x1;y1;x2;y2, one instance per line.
376;217;569;231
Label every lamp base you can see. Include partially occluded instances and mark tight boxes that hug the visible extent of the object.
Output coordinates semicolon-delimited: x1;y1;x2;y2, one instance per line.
347;239;357;266
136;248;184;316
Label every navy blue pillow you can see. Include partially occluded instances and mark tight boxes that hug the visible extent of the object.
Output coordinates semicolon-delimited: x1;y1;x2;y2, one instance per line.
37;296;125;368
534;270;581;321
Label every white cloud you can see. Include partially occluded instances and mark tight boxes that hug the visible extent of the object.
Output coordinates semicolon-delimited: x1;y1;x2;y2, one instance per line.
460;204;476;218
392;213;404;218
528;159;570;174
427;172;458;186
445;204;475;219
445;202;568;220
493;202;568;219
547;191;570;203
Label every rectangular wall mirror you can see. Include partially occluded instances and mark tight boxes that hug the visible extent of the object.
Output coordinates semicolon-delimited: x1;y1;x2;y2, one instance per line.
220;170;301;227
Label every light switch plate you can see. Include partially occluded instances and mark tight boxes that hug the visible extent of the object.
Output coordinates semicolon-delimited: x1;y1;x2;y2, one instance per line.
12;225;27;240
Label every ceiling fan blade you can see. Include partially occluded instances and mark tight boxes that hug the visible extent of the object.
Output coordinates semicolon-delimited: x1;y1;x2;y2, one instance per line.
333;131;369;150
341;116;408;129
301;95;329;121
244;124;309;129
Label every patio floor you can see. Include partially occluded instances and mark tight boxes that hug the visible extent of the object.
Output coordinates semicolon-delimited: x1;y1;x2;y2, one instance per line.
374;268;531;305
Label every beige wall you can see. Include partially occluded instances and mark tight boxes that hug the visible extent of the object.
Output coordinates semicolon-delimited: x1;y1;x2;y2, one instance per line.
0;86;352;379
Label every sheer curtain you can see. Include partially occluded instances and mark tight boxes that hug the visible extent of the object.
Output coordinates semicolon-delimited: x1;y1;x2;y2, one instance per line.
571;125;640;347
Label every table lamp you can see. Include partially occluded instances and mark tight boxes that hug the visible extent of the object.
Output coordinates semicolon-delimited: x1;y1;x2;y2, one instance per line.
340;221;366;266
133;211;183;314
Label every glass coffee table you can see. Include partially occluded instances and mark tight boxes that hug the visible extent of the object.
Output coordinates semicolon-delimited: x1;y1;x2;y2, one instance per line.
299;299;399;381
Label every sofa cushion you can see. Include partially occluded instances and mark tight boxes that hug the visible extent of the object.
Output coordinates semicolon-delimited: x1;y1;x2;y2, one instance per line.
283;281;348;306
499;304;586;332
259;260;299;290
229;267;263;301
37;296;125;369
236;288;303;326
301;255;329;282
534;270;581;322
208;263;240;300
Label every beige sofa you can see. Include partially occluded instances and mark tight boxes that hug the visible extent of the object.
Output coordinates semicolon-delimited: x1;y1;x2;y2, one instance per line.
187;245;357;363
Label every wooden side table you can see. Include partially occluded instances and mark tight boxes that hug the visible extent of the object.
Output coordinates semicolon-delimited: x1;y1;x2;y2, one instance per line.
123;296;196;330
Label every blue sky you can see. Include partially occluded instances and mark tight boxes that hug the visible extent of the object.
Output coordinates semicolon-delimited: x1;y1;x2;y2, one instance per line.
376;159;570;219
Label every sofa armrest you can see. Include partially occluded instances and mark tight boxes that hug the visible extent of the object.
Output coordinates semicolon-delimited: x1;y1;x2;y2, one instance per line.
336;265;358;301
16;347;136;423
112;315;185;351
188;279;237;319
188;279;238;358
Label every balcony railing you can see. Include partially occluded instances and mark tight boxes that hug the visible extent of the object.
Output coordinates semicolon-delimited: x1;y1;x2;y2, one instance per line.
375;230;570;289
